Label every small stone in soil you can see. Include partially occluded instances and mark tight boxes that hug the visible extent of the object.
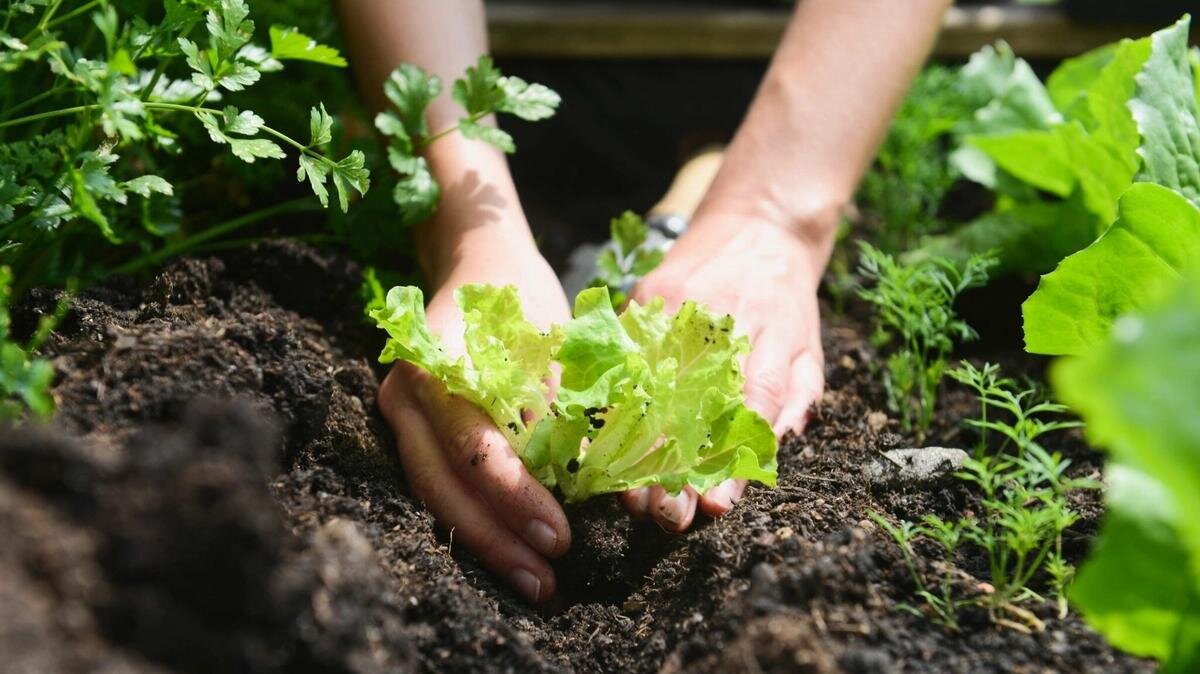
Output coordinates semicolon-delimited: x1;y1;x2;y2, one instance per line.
863;446;969;488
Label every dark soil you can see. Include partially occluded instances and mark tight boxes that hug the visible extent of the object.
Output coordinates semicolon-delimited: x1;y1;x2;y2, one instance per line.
0;242;1151;673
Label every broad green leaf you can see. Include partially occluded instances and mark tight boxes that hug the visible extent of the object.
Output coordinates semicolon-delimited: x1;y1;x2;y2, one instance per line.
268;25;346;67
1046;42;1116;118
497;75;560;121
914;196;1099;275
969;129;1074;196
1129;16;1200;209
1069;465;1200;667
1053;276;1200;671
1023;183;1200;355
458;119;514;154
969;122;1134;225
1083;37;1151;173
1192;46;1199;108
952;42;1062;188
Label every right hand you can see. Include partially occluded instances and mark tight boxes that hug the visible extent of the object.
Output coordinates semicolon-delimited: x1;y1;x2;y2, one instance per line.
377;236;572;603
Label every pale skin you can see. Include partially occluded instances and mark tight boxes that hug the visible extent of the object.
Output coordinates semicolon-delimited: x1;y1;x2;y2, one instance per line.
337;0;951;602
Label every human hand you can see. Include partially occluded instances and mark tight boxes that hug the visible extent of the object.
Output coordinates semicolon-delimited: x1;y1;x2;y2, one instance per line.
621;211;828;531
377;234;572;603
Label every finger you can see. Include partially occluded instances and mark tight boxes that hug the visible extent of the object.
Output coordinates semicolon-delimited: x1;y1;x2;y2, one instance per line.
742;329;793;427
412;373;571;559
648;485;698;533
773;350;825;437
621;487;652;519
629;273;686;314
698;478;747;517
381;386;556;602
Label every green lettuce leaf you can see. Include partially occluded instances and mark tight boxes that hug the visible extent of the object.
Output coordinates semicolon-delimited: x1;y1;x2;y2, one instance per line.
930;25;1174;275
1068;465;1200;668
1129;16;1200;209
371;285;562;464
371;284;777;502
1023;183;1200;355
543;289;776;500
1052;275;1200;670
950;41;1061;187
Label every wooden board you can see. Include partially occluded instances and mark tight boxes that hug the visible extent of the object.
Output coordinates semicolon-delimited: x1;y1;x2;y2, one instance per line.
487;3;1180;60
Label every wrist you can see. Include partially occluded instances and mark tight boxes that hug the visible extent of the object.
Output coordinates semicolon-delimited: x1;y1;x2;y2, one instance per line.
420;219;543;291
414;133;538;286
684;199;841;288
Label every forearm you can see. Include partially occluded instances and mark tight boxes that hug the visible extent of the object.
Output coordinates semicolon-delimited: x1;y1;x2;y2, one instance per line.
336;0;533;284
694;0;950;266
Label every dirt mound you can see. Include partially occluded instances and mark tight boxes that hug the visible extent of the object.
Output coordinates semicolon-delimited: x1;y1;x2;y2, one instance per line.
0;242;1151;673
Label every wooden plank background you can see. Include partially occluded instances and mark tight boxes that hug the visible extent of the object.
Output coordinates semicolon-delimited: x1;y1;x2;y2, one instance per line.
487;4;1186;60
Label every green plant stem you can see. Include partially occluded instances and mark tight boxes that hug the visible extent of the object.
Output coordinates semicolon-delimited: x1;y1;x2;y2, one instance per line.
108;197;320;276
417;110;486;151
42;0;99;31
2;85;71;122
0;101;329;164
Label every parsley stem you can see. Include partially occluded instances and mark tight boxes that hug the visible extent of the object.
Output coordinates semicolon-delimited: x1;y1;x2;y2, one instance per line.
0;105;96;129
42;0;100;30
1;85;71;122
38;0;67;31
417;111;487;151
0;101;324;165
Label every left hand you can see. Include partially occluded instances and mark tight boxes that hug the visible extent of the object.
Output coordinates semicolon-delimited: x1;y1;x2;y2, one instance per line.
621;211;827;531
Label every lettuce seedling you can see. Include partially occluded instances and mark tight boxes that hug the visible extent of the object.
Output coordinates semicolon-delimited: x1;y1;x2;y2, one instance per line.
370;284;777;502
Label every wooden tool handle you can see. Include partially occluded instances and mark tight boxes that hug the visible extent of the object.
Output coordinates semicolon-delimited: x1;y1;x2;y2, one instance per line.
648;144;725;221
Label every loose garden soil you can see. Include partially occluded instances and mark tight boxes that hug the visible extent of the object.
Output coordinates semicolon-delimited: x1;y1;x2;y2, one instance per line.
0;241;1153;673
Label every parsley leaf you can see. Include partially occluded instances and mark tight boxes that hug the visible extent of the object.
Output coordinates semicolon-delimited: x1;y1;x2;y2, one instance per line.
268;25;346;67
452;55;505;116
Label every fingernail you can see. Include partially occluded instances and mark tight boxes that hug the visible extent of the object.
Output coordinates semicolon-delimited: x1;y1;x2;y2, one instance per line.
509;568;542;602
707;483;735;511
658;491;690;525
525;519;559;556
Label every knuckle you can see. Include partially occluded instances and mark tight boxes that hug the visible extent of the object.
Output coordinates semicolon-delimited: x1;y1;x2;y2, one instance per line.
745;369;788;406
449;421;495;472
402;460;440;503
